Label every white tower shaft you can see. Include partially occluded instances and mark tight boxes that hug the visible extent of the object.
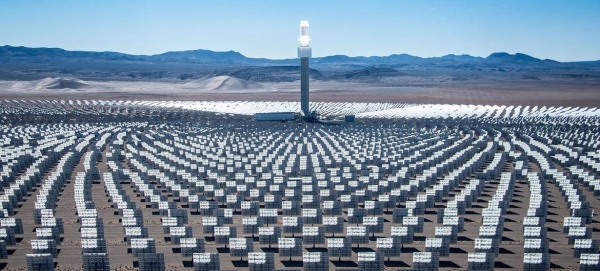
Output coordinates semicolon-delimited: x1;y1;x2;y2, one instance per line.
298;21;311;117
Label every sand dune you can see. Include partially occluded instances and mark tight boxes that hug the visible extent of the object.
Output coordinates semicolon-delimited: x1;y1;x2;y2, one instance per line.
26;77;90;90
183;76;267;91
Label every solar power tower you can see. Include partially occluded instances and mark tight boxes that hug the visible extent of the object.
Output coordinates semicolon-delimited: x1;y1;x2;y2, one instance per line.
298;21;313;121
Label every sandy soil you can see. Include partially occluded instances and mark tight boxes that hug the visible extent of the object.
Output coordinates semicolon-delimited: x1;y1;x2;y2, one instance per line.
1;79;598;107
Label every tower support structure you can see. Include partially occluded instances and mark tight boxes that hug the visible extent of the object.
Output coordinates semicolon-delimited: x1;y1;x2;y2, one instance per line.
300;57;310;116
298;21;312;119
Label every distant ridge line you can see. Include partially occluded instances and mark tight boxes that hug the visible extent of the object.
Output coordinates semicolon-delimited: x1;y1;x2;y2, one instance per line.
1;45;598;63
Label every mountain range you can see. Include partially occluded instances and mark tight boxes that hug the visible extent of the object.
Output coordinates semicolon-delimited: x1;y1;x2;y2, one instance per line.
1;45;599;82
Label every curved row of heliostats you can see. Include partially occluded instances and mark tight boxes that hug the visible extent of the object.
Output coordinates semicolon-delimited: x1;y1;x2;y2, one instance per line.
2;100;600;119
25;127;111;269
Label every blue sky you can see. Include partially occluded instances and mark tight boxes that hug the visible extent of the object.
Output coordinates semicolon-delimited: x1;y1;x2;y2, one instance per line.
1;0;599;61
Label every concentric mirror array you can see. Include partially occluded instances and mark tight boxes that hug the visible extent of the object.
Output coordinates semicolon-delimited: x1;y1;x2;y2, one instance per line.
1;100;599;271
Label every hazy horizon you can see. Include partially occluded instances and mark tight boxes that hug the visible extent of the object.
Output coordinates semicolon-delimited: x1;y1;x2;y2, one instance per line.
1;0;599;61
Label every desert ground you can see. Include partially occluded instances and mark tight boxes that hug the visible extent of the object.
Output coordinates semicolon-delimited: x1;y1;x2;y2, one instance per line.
0;76;599;107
